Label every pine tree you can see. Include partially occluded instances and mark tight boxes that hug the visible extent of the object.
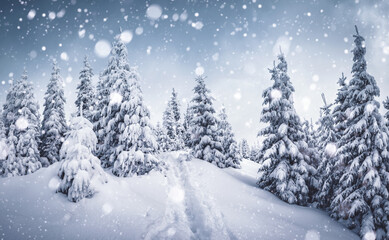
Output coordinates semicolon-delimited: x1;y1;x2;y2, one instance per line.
162;89;184;151
257;53;317;206
93;72;109;155
183;104;193;147
75;56;95;121
2;72;42;175
240;139;250;159
96;38;131;167
189;75;224;167
155;122;170;152
162;104;179;151
302;119;319;168
40;60;67;165
112;67;160;177
57;114;107;202
315;94;339;209
217;106;241;168
330;26;389;240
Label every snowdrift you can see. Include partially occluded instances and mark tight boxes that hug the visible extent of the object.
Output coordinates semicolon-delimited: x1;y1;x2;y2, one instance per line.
0;152;358;240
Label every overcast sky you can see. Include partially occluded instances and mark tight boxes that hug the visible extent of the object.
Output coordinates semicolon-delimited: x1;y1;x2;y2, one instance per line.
0;0;388;144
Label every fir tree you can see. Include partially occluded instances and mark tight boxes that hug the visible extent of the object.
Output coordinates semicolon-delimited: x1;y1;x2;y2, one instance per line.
40;60;67;165
257;53;317;206
162;89;184;151
217;106;241;168
162;104;179;151
112;67;160;177
301;119;319;168
0;111;7;175
155;122;170;152
315;94;339;209
189;75;224;167
96;35;159;176
2;72;42;175
330;26;389;240
75;56;95;121
183;104;193;147
57;114;107;202
240;139;250;159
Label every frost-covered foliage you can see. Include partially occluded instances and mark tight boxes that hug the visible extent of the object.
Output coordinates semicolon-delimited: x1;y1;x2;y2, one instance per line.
383;97;389;126
183;104;193;147
58;116;107;202
40;60;67;165
95;38;159;176
256;53;317;206
217;106;241;168
76;56;95;121
162;89;184;151
188;75;224;167
0;112;8;175
315;96;339;209
332;73;349;136
1;72;42;176
330;27;389;240
240;139;250;159
155;122;170;152
302;120;320;169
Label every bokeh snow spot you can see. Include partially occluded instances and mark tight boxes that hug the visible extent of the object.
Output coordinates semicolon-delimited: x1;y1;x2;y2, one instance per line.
15;117;29;130
109;92;123;105
48;177;61;191
168;186;185;203
102;203;113;215
27;9;36;20
146;4;162;20
94;40;111;58
195;66;204;76
363;231;376;240
325;143;337;158
60;52;69;61
304;230;320;240
120;30;133;44
270;89;282;101
167;227;176;236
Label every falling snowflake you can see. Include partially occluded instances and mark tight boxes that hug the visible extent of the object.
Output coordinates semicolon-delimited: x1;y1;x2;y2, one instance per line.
15;117;29;130
94;40;111;58
109;92;123;105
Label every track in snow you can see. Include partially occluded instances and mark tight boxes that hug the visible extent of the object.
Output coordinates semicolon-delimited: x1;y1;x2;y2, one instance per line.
143;152;236;240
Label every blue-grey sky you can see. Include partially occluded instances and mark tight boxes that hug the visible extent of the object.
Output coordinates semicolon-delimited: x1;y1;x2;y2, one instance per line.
0;0;388;144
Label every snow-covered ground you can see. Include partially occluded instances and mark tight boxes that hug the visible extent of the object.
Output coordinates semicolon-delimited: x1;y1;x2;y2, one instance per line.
0;152;358;240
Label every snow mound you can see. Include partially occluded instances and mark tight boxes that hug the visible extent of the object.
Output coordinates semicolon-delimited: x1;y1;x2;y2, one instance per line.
0;152;358;240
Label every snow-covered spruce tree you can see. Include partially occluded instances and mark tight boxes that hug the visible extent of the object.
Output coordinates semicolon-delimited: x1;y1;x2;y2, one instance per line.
96;38;130;167
240;139;250;159
40;60;67;165
162;104;179;151
3;72;43;175
75;56;95;121
315;94;340;209
257;53;317;206
189;75;224;167
93;72;110;156
3;125;18;177
301;119;319;168
217;106;241;168
155;122;170;152
167;88;185;150
330;26;389;240
57;114;107;202
183;104;193;147
112;67;160;177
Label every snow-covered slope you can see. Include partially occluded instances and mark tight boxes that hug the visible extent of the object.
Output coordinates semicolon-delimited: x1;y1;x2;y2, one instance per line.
0;152;358;240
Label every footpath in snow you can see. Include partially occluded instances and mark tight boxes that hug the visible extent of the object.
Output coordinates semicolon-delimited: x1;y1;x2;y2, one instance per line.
0;152;358;240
